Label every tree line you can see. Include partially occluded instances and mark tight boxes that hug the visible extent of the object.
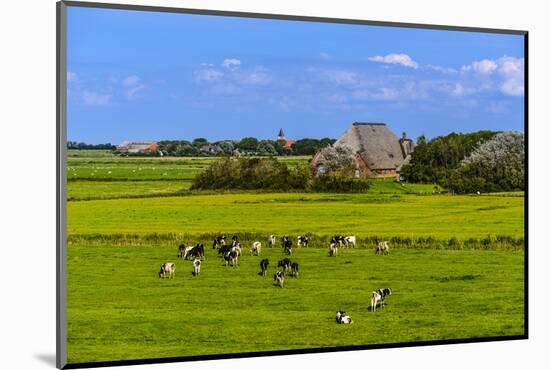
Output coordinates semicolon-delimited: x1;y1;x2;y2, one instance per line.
157;137;336;157
67;141;116;150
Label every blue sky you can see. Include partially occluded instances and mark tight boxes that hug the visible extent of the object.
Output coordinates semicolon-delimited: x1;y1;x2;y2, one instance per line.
67;6;525;144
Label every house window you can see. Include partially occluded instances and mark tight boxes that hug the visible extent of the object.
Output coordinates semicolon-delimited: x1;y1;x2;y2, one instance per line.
316;164;327;176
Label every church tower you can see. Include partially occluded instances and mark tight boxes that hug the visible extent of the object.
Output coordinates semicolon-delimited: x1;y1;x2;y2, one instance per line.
277;128;286;141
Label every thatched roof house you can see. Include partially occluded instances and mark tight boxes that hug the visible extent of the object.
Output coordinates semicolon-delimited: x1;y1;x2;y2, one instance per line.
311;122;414;180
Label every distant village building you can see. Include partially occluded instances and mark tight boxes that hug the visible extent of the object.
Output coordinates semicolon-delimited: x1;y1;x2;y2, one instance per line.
200;143;223;155
116;141;158;154
277;128;295;150
311;122;414;181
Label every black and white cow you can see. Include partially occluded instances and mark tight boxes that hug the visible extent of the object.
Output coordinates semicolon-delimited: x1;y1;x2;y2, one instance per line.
212;235;226;249
290;262;299;278
223;250;239;267
328;242;338;257
297;236;309;248
331;235;344;245
375;241;390;255
192;258;201;276
343;236;356;248
259;258;269;276
274;271;285;287
267;235;276;248
180;245;195;260
277;258;292;272
218;244;231;256
231;242;242;257
177;244;187;259
282;236;293;255
159;262;176;279
335;310;353;324
371;288;392;311
250;241;262;256
187;243;205;260
231;235;239;247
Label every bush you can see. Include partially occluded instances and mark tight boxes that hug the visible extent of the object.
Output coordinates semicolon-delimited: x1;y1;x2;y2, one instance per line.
191;157;368;193
190;157;308;191
310;174;370;193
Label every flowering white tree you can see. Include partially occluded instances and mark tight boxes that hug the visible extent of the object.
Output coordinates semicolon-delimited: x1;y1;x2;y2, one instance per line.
315;145;355;175
449;131;524;193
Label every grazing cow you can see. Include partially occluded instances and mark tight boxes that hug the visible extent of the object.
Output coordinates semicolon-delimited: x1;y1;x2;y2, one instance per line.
192;258;201;276
231;243;242;257
274;271;285;287
375;241;390;255
177;244;186;259
335;310;353;324
218;244;231;256
250;241;262;256
267;235;276;247
277;258;292;272
371;288;392;311
282;236;293;255
259;258;269;276
224;250;239;267
231;235;239;247
329;242;338;257
187;243;205;260
343;236;356;248
297;236;309;248
159;262;176;279
212;235;226;249
181;245;194;260
290;262;299;278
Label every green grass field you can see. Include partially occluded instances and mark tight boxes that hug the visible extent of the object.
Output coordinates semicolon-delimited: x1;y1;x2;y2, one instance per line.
67;192;523;239
65;151;525;364
67;245;524;363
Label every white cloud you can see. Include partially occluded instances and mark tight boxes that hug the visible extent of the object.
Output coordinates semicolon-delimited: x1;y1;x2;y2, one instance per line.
461;59;498;74
82;91;112;106
121;75;145;99
452;83;464;96
122;75;140;86
500;78;524;96
319;52;330;60
499;56;523;78
352;87;399;101
368;54;418;69
194;69;224;82
425;65;458;74
461;56;524;96
236;68;272;85
498;57;524;96
126;84;145;99
222;58;241;70
318;69;360;85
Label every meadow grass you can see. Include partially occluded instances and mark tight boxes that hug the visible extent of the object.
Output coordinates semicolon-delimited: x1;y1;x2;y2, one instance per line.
64;152;525;365
67;245;524;364
67;192;524;239
67;180;191;201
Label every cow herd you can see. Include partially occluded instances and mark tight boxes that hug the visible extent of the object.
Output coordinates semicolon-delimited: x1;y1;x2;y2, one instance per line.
158;234;393;323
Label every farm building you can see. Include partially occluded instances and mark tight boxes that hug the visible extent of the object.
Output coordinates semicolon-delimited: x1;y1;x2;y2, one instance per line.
116;141;158;154
311;122;414;181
